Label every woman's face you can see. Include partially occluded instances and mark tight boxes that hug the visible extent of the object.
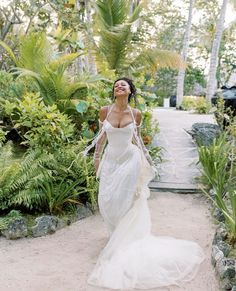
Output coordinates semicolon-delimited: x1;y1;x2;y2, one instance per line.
113;80;131;98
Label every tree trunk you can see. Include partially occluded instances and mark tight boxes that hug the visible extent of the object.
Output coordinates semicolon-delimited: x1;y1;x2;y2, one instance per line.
176;0;194;108
73;0;85;75
85;0;97;75
206;0;228;101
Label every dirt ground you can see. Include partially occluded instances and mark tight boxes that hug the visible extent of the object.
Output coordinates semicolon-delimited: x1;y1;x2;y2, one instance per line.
0;191;219;291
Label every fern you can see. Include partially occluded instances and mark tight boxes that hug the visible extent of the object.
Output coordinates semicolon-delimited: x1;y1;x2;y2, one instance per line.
0;147;55;211
0;141;98;213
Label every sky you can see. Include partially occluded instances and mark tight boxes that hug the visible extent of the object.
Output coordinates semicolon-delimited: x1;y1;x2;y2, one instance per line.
173;0;236;27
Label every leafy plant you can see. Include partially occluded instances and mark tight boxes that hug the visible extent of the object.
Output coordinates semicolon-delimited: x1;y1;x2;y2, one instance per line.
0;32;107;115
181;96;211;113
0;71;25;100
141;110;159;145
0;128;6;146
213;97;235;130
38;176;83;215
181;96;197;110
0;147;54;211
0;140;98;214
198;134;231;190
94;0;182;75
194;97;211;114
198;133;236;244
2;92;75;150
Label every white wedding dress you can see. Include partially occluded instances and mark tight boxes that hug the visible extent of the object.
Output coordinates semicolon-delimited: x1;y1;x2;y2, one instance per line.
84;105;205;290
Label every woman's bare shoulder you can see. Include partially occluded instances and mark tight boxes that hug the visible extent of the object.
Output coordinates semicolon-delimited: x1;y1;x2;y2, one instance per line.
131;107;142;125
99;105;110;122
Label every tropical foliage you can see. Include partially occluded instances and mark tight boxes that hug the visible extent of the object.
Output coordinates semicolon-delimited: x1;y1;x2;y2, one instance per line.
1;0;236;232
181;96;211;113
197;98;236;243
2;92;75;150
93;0;182;76
0;32;106;113
0;141;98;214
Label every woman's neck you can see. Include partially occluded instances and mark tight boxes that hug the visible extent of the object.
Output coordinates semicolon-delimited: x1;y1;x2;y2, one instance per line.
114;99;129;112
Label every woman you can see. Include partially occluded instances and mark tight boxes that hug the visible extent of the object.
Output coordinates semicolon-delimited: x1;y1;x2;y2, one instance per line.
84;77;205;290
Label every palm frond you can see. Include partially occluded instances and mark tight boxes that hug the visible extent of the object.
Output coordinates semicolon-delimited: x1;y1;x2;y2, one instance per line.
18;32;52;72
14;68;51;103
49;52;85;71
99;25;133;70
128;49;183;74
94;0;143;72
95;0;129;27
128;2;143;23
0;40;18;65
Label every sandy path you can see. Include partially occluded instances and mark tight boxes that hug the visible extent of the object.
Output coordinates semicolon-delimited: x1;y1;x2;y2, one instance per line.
0;192;218;291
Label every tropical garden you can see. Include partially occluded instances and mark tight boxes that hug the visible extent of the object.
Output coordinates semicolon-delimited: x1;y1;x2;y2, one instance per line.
0;0;236;251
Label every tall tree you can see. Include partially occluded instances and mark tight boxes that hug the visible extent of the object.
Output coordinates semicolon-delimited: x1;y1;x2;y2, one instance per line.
176;0;194;108
84;0;97;75
206;0;228;101
94;0;181;76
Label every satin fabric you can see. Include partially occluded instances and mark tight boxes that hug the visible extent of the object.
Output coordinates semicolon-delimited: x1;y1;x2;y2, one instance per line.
87;119;205;290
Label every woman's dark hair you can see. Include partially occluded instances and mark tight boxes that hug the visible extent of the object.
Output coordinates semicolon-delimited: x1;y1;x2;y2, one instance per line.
112;77;137;103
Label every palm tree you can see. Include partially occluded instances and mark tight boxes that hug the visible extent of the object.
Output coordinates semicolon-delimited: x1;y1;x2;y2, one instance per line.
176;0;194;108
93;0;181;76
205;0;229;101
84;0;97;75
0;32;104;113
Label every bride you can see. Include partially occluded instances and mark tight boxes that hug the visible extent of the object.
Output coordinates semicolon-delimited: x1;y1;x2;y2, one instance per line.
84;77;205;290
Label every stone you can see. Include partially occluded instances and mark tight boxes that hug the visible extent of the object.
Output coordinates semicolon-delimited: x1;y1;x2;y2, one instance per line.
2;218;28;240
217;241;231;257
212;245;224;267
188;122;221;146
31;215;60;237
220;278;233;290
77;205;93;220
213;207;225;222
213;223;228;244
216;258;236;279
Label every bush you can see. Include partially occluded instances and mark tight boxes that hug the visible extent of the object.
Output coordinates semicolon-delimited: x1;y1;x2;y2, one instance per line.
194;97;211;114
181;96;211;114
198;134;231;190
181;96;197;110
198;133;236;244
0;128;6;146
2;92;75;150
0;141;98;214
0;71;26;100
141;110;159;145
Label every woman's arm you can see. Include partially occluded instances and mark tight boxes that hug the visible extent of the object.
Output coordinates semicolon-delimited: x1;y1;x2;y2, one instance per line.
93;107;108;172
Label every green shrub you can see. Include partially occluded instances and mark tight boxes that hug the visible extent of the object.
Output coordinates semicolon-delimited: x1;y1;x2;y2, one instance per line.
181;96;196;110
0;71;26;100
181;96;211;113
198;133;236;244
0;141;98;214
3;92;75;150
213;98;235;130
0;128;6;146
141;110;159;145
194;97;211;114
198;134;231;190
